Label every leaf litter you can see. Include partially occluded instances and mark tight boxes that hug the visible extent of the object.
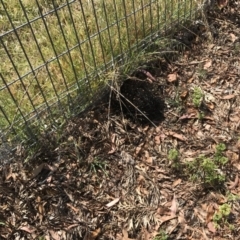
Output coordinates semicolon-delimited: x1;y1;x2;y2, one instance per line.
0;1;240;239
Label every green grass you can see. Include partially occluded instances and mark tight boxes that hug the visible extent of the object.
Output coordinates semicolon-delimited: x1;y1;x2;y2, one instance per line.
0;0;200;141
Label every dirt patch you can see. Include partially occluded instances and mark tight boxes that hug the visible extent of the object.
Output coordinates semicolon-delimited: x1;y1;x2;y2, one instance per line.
0;1;240;239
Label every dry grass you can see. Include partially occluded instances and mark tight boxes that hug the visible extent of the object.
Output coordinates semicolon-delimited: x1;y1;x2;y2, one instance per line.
0;0;198;138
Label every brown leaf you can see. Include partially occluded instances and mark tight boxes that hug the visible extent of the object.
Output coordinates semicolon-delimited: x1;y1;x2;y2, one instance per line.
206;204;215;223
67;203;79;213
156;206;168;215
91;228;101;239
65;224;80;231
230;33;238;42
49;230;60;240
203;60;212;69
160;215;177;224
172;179;182;187
167;73;177;82
180;90;188;99
19;225;36;234
108;146;116;154
135;143;144;155
207;221;216;233
144;151;153;164
221;94;235;100
154;135;161;144
179;113;195;120
168;131;186;141
170;194;178;217
178;210;186;224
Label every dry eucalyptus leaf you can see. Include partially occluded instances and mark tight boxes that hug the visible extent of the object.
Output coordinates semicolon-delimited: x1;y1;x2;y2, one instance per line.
203;60;212;69
106;197;120;208
167;73;177;82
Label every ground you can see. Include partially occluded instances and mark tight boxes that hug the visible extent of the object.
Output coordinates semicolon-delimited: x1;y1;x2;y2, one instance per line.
0;1;240;239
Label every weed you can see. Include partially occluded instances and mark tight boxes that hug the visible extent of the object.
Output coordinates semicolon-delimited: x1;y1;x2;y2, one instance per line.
213;203;232;228
153;230;169;240
186;143;228;187
168;148;181;170
90;157;108;176
201;157;225;185
227;192;240;202
192;87;203;108
214;143;228;165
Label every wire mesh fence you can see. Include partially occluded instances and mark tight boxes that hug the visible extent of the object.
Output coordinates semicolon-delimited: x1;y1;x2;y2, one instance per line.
0;0;202;154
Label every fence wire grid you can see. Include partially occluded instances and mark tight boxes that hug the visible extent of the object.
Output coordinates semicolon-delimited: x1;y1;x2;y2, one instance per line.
0;0;202;152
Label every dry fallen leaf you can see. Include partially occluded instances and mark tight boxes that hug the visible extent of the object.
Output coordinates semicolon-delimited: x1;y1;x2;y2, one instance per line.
206;204;215;223
204;60;212;69
19;225;36;234
230;33;238;42
168;131;186;141
170;194;178;217
67;203;79;213
180;90;188;99
154;135;161;144
106;197;120;208
207;221;216;233
167;73;177;82
179;113;196;120
172;179;182;187
221;94;235;100
135;143;144;155
49;230;60;240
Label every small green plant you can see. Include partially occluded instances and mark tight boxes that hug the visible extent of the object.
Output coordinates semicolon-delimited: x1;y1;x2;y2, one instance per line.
227;192;240;202
187;157;224;185
168;148;180;170
90;157;108;176
192;87;203;107
213;203;232;228
186;143;228;187
168;148;179;161
214;143;228;165
201;157;225;185
153;230;169;240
